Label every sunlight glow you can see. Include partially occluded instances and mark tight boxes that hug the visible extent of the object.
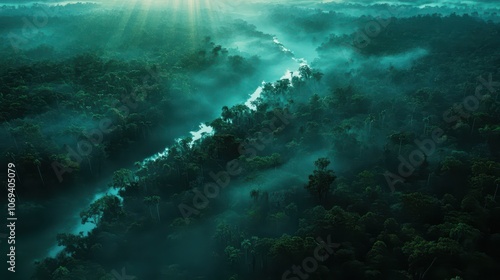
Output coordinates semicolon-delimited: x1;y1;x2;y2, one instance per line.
99;0;227;52
103;0;221;11
245;84;264;110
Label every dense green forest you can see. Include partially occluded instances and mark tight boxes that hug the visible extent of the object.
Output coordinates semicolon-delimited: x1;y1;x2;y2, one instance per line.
0;1;499;280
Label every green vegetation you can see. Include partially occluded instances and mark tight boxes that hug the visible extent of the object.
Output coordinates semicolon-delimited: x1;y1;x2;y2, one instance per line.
0;1;499;280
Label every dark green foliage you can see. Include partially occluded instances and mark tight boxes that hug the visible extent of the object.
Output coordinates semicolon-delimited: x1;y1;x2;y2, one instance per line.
305;157;337;202
79;195;124;226
0;3;498;280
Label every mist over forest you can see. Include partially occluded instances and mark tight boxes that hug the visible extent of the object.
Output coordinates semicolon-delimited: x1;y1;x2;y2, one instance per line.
0;0;499;280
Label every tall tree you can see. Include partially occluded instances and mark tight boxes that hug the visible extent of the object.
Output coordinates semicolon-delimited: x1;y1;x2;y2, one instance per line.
151;195;161;222
80;195;122;225
112;168;135;191
305;158;337;203
241;239;251;271
143;196;154;220
34;158;45;186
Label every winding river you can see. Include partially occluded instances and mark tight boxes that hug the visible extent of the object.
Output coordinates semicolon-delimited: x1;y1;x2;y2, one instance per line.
42;35;309;260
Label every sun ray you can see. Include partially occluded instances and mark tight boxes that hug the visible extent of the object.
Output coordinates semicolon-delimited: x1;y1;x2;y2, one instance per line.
98;0;230;52
103;0;142;49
